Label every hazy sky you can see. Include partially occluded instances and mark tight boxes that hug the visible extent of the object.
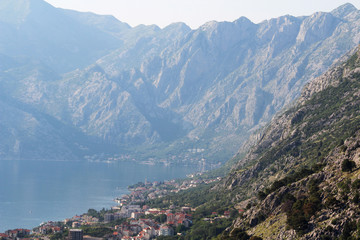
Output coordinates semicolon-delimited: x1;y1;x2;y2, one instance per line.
44;0;360;29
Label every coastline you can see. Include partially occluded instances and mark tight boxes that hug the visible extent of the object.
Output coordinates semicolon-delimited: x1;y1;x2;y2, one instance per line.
0;171;222;239
0;160;196;233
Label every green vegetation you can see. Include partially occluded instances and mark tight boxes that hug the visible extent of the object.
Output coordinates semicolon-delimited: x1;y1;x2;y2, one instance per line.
80;226;113;238
340;220;357;240
257;165;325;200
221;228;251;240
92;49;360;239
184;218;234;240
284;179;322;235
265;167;315;195
352;179;360;189
203;152;246;179
104;218;127;227
155;214;167;224
128;181;146;189
148;183;220;209
145;180;241;239
251;66;360;183
345;51;360;70
50;230;69;240
86;208;112;222
342;159;356;172
175;49;360;238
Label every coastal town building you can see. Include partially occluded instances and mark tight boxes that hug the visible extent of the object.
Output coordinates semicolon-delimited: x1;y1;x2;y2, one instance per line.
4;229;30;239
159;225;174;236
69;229;83;240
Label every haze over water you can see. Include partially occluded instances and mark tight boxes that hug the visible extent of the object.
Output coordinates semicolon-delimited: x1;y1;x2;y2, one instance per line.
0;160;195;232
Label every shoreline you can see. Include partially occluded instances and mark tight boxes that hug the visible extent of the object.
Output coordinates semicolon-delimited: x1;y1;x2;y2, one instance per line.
0;171;221;238
0;160;197;233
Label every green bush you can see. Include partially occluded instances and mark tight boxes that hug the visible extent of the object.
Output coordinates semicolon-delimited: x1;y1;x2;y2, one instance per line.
287;208;308;233
320;235;333;240
230;228;250;240
331;218;339;225
352;179;360;190
80;226;113;238
249;236;263;240
257;191;267;201
324;196;340;209
340;220;357;240
341;145;348;152
342;159;356;172
185;219;233;240
338;179;351;194
265;167;314;196
284;179;322;234
353;193;360;204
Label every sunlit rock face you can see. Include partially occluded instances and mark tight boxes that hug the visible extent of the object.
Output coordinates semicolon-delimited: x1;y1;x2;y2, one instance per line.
0;1;359;162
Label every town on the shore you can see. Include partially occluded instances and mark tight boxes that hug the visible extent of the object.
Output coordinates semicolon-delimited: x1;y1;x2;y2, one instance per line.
0;175;227;240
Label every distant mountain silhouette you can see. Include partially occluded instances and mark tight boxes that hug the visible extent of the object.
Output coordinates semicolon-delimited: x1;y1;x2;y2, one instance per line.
0;1;359;163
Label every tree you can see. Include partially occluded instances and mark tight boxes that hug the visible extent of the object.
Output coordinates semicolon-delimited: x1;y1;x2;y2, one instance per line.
340;221;356;240
230;228;250;240
87;209;100;218
287;209;308;233
250;237;263;240
155;214;167;223
176;224;187;234
257;191;267;201
342;159;356;172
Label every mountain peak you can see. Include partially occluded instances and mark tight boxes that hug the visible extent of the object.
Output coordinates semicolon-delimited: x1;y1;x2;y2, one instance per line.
0;0;53;25
234;16;254;27
331;3;358;18
163;22;190;31
201;20;219;29
0;0;30;24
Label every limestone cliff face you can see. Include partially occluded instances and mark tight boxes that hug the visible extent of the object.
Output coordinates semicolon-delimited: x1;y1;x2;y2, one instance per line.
220;46;360;239
1;1;360;162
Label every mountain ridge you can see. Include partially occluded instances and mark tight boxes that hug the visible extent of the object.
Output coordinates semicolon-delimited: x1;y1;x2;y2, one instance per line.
0;2;360;163
216;44;360;239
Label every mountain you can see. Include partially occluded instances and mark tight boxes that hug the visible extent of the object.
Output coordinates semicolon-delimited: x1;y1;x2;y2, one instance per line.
0;95;111;161
209;45;360;239
0;1;360;163
0;0;190;161
0;0;126;73
151;44;360;239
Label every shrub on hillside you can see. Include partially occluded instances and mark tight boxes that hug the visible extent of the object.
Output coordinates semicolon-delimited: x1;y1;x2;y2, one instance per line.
342;159;356;172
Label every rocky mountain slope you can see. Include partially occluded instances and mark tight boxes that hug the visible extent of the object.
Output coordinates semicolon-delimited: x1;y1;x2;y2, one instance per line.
216;45;360;239
1;1;360;163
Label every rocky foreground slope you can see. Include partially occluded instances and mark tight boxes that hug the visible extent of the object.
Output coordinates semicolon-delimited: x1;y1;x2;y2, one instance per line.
216;45;360;239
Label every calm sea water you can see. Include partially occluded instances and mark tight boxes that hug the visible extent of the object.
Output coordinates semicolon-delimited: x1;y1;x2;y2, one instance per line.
0;160;195;232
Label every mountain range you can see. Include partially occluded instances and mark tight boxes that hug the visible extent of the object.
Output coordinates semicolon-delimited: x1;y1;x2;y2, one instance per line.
0;1;360;164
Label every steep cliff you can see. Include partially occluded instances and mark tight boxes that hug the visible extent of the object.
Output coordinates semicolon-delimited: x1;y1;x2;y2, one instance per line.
1;2;360;163
219;45;360;239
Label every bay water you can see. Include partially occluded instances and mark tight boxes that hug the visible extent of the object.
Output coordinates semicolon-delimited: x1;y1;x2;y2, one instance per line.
0;160;195;232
